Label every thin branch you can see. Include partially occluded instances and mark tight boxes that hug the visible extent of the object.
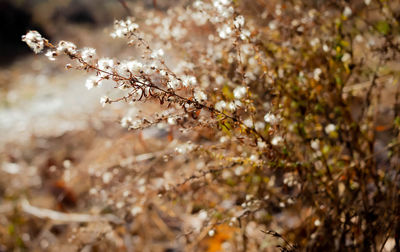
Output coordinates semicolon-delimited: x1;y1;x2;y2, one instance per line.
117;0;132;16
20;198;123;224
261;230;298;251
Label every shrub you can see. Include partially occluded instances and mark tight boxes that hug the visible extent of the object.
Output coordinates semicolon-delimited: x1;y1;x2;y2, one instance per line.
21;0;400;250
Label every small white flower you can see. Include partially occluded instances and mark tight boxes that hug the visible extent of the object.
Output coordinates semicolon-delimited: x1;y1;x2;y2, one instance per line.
233;15;245;29
143;63;157;75
121;116;132;128
218;24;232;39
311;139;320;150
287;198;295;204
264;112;280;125
22;30;45;54
240;29;251;40
81;47;96;62
343;6;352;17
130;120;142;129
313;68;323;81
100;96;109;107
89;188;97;195
85;75;101;90
151;48;164;58
341;53;351;62
131;206;143;216
269;21;277;30
325;124;336;134
45;50;57;61
364;0;371;5
271;136;283;146
57;41;77;55
215;101;227;111
355;35;364;43
215;76;225;85
98;58;114;71
257;139;267;149
234;166;244;176
127;60;143;73
194;90;207;102
255;121;265;131
208;229;215;237
175;142;195;154
116;61;131;77
233;86;247;99
127;22;139;32
227;100;241;111
102;172;113;184
111;19;139;38
182;75;197;87
167;79;181;90
116;202;125;209
244;118;254;128
310;38;320;47
167;117;176;125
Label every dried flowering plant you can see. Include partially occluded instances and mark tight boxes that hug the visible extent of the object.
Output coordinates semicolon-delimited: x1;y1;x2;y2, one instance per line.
18;0;400;251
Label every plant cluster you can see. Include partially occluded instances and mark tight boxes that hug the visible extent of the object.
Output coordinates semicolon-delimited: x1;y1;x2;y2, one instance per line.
20;0;400;251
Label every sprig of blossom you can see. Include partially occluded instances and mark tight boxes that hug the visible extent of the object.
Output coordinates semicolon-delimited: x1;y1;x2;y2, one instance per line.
111;18;139;38
22;31;45;54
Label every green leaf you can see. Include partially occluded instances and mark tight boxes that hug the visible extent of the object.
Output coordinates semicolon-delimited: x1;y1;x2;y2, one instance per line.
222;85;233;99
395;116;400;127
375;21;390;35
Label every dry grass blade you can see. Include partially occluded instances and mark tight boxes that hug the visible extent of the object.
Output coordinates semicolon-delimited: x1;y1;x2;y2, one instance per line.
20;198;123;224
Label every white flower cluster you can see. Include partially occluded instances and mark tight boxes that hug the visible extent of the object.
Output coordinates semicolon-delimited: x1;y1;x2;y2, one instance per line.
244;118;254;128
162;74;197;90
181;75;197;87
43;40;78;61
98;58;114;76
57;41;77;55
85;75;102;90
233;15;245;29
22;30;97;65
193;0;233;22
283;172;298;187
313;68;322;81
145;13;188;41
271;135;283;146
175;142;195;154
212;0;234;20
120;116;144;129
218;23;233;39
264;112;281;125
22;30;45;54
111;18;139;38
192;0;245;40
194;89;207;102
233;86;247;99
214;100;242;112
150;48;164;59
325;124;336;134
116;60;144;78
81;47;96;62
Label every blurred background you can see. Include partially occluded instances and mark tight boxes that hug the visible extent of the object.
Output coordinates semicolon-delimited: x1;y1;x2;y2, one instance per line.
0;2;193;250
0;0;181;65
